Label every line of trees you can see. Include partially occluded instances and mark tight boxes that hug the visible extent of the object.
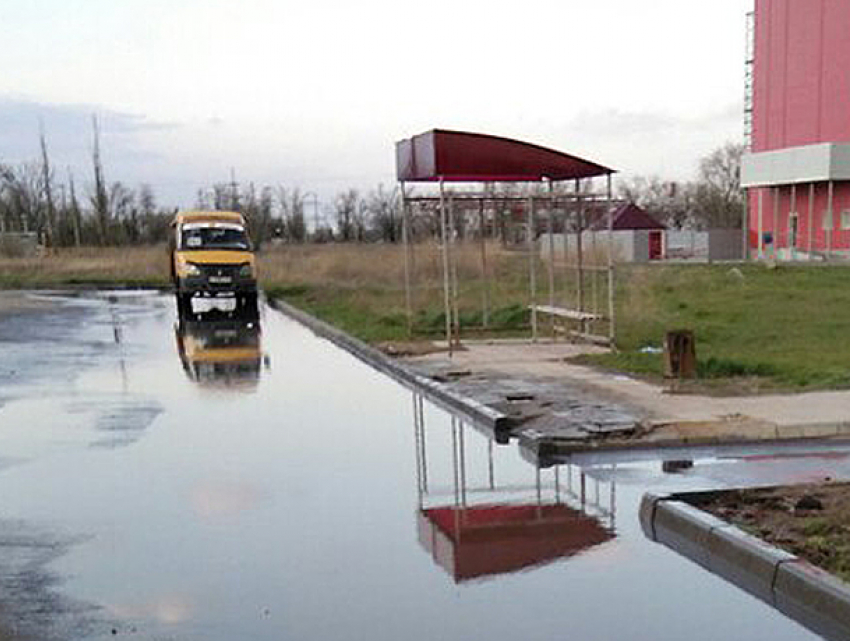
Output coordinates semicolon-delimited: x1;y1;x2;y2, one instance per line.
618;142;745;230
0;119;405;247
0;121;744;248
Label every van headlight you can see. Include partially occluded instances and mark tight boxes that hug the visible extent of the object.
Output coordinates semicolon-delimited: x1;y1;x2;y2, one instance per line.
183;262;201;277
239;263;254;278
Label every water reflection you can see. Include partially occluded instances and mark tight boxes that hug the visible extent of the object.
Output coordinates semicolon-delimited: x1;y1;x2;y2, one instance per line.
174;311;266;390
411;393;616;583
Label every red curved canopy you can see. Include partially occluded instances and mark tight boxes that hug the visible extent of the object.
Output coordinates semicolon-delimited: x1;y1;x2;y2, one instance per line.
396;129;614;183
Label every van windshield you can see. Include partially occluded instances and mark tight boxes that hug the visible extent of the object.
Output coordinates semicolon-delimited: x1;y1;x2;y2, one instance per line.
181;225;250;251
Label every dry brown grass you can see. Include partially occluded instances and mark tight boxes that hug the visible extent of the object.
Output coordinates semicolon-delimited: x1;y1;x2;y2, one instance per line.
258;241;516;289
0;245;170;286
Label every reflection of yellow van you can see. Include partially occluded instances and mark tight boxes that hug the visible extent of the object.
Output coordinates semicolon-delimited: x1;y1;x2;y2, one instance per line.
170;211;257;316
175;317;264;389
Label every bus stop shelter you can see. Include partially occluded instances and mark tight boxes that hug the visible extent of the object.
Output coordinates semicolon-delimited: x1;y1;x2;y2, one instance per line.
396;129;617;352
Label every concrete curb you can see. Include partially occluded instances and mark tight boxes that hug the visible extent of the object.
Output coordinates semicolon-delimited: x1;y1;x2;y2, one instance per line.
538;433;850;458
267;297;511;435
640;491;850;640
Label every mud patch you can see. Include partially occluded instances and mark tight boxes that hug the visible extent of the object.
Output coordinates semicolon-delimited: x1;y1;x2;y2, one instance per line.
698;481;850;583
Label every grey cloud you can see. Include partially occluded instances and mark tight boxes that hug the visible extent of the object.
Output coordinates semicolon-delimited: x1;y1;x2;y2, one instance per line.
0;97;180;166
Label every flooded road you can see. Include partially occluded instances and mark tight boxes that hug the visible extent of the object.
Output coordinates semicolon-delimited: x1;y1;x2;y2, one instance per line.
0;290;845;639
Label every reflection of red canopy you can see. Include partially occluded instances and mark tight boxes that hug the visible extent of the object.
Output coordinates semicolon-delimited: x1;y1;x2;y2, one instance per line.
418;504;612;582
396;129;615;183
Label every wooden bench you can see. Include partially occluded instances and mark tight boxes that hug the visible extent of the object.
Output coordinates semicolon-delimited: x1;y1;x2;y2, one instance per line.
529;305;601;322
529;305;611;346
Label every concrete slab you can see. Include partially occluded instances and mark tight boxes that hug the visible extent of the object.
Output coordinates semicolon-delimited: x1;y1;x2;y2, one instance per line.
404;340;850;454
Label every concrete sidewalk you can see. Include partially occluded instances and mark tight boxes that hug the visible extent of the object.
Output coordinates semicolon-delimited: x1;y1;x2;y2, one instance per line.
404;340;850;452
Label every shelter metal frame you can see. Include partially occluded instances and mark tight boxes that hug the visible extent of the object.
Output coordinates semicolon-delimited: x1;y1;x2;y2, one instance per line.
397;130;617;355
399;189;615;352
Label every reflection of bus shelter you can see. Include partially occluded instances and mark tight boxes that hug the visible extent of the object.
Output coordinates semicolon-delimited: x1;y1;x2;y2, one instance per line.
412;392;615;583
396;129;617;352
418;504;612;582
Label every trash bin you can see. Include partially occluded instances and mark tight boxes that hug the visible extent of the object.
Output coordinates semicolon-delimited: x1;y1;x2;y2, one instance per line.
664;330;696;379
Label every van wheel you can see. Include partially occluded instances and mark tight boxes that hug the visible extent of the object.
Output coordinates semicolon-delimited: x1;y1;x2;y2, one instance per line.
242;294;259;319
177;294;193;319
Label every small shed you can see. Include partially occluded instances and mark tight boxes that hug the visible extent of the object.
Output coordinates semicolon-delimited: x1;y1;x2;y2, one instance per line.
589;202;666;262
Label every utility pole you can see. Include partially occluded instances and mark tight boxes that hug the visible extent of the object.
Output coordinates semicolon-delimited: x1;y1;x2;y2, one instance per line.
229;167;240;211
303;191;320;237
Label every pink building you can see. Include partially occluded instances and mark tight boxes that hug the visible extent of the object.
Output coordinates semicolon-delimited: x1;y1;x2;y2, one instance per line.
742;0;850;258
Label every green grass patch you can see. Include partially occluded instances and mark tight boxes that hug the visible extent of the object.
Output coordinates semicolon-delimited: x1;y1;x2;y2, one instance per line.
596;263;850;390
266;283;530;344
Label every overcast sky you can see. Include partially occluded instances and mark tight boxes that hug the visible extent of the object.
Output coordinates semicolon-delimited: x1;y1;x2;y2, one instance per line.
0;0;753;208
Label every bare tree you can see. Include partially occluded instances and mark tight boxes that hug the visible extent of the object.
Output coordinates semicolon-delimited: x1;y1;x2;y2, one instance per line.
90;116;110;244
68;169;82;246
4;163;44;234
366;184;400;242
334;189;359;242
277;187;306;243
692;142;745;229
38;122;56;245
617;176;693;229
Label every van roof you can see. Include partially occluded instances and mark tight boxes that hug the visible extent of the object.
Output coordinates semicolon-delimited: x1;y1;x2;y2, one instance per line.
173;210;246;225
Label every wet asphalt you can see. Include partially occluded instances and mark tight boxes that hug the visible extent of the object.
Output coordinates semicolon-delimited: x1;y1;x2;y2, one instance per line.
1;290;849;640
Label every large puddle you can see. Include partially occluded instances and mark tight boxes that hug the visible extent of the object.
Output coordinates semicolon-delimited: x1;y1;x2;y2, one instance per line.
0;290;844;639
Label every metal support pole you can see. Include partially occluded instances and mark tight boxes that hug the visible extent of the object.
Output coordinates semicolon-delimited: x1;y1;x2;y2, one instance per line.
448;193;461;346
591;226;599;327
554;465;561;504
610;464;617;526
528;195;538;342
487;438;495;490
479;199;490;328
562;204;570;307
439;179;453;355
772;187;779;258
576;178;585;316
606;174;615;343
451;417;460;508
450;416;462;537
412;394;424;506
808;183;815;257
742;187;749;261
828;180;835;259
401;182;413;337
758;188;764;258
580;471;586;511
791;184;797;256
547;188;556;337
418;395;428;493
458;421;467;508
535;465;543;517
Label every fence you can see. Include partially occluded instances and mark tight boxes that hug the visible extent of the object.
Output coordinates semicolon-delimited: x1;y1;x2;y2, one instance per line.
0;232;40;257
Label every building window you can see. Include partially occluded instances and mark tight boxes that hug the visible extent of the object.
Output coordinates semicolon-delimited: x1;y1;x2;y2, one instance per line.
842;211;850;230
823;209;834;230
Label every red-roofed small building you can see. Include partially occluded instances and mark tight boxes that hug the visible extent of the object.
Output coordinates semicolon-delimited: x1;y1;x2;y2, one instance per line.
585;202;667;262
